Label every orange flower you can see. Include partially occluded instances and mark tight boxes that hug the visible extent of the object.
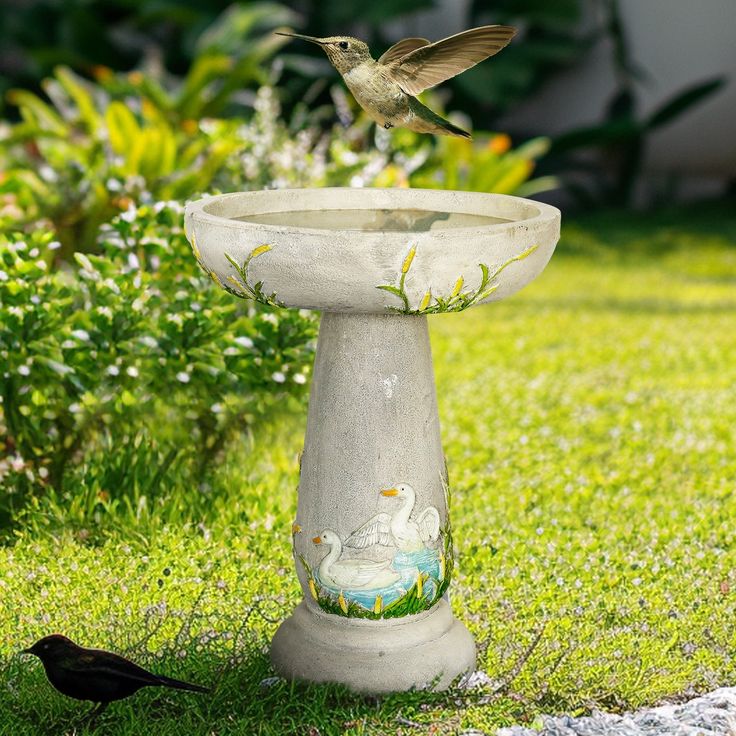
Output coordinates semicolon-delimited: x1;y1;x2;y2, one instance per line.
489;133;512;155
92;66;113;82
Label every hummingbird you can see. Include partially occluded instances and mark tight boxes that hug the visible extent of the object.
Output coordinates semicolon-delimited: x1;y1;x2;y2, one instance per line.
276;25;516;138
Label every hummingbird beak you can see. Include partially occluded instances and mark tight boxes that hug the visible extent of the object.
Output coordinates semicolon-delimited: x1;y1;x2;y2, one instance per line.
275;31;326;46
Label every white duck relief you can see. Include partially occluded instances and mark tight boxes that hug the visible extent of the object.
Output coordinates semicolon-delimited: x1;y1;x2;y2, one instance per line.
345;483;440;553
312;529;400;591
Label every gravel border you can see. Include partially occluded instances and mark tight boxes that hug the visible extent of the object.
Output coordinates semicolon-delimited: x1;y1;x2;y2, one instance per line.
495;687;736;736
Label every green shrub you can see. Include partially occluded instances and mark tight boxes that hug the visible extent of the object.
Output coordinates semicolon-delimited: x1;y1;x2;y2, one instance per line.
0;203;317;529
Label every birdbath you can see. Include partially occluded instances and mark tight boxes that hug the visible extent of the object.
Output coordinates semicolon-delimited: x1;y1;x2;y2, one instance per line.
184;187;560;693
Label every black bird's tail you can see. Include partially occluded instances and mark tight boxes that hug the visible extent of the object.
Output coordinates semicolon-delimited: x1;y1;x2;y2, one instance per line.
156;674;210;693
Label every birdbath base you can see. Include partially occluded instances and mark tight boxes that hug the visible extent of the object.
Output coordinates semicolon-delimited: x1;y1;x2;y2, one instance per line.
272;599;474;692
184;187;560;694
271;311;474;692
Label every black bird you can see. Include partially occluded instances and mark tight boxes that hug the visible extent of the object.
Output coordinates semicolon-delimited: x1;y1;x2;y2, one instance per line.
23;634;209;716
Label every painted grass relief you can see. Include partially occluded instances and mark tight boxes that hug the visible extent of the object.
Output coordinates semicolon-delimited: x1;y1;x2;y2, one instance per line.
296;484;454;619
224;245;284;307
377;243;539;314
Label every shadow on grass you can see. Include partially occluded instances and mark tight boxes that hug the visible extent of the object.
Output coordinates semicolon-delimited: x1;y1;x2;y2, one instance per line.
2;638;545;736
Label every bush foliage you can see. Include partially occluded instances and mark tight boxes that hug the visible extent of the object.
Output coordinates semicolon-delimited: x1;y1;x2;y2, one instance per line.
0;204;317;529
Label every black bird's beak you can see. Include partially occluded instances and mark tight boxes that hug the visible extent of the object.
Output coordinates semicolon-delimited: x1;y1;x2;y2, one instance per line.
275;31;326;46
21;647;33;655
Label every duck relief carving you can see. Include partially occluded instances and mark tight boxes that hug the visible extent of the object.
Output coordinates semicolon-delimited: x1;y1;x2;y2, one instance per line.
297;484;453;619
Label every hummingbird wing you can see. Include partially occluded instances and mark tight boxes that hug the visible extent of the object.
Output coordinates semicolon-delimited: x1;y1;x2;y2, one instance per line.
378;37;430;65
384;25;516;96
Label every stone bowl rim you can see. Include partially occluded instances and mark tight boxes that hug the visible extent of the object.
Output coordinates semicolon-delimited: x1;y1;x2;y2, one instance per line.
184;187;560;240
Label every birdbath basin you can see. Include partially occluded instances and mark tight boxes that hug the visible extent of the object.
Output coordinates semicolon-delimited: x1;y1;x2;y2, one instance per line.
184;187;560;693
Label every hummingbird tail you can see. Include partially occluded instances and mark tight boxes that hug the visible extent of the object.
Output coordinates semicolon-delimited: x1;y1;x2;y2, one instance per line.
407;97;471;139
437;118;471;139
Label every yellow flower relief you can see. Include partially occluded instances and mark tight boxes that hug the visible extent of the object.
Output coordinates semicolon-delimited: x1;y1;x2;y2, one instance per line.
291;523;302;535
250;244;272;258
338;592;348;615
373;595;383;614
439;553;446;582
227;275;243;292
401;246;416;274
416;573;423;598
419;289;432;311
518;243;539;261
451;276;464;297
309;579;318;600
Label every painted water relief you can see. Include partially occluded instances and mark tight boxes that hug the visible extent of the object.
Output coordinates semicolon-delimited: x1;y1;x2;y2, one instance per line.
298;484;454;619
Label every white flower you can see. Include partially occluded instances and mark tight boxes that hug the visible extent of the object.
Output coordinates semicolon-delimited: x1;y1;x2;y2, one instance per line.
48;241;61;251
234;336;254;348
154;200;183;214
18;365;30;376
139;336;158;348
0;271;8;281
271;371;286;383
126;366;139;378
120;205;138;223
71;329;90;341
106;365;120;376
176;371;190;383
11;456;25;472
39;164;57;182
293;374;307;385
211;403;223;414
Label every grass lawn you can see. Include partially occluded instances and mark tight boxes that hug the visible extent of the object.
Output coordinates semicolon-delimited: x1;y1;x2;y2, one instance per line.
1;204;735;735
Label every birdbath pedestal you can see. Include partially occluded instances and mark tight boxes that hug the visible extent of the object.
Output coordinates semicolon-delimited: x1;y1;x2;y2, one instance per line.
184;188;560;693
